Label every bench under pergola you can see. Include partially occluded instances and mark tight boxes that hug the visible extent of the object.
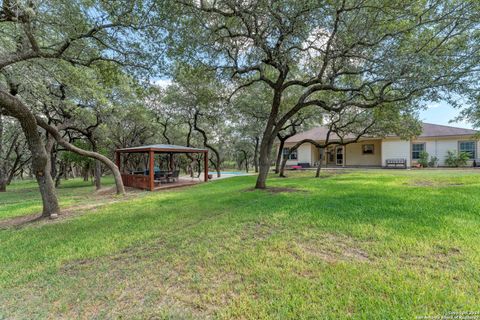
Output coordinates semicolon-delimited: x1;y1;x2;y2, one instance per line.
115;144;208;191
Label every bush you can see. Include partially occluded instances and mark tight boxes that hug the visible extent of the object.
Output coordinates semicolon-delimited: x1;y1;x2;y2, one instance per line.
445;150;470;167
418;151;429;167
457;152;471;166
428;156;439;168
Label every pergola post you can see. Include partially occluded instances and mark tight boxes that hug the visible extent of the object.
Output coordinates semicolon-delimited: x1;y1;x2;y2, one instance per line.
204;151;208;182
149;150;155;191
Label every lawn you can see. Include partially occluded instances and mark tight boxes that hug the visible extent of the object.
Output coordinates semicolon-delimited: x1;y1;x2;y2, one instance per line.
0;170;479;319
0;177;116;220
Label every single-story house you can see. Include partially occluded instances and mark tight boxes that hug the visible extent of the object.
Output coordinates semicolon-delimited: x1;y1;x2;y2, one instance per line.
281;122;479;168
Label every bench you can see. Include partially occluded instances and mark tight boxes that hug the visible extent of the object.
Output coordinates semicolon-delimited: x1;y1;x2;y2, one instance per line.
385;158;407;169
298;162;311;168
288;163;312;170
290;165;303;170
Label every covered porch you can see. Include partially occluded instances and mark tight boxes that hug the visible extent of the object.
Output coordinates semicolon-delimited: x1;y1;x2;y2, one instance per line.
115;144;209;191
283;139;383;168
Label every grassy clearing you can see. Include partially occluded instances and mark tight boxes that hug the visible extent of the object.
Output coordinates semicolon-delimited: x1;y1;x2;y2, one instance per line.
0;170;479;319
0;177;116;220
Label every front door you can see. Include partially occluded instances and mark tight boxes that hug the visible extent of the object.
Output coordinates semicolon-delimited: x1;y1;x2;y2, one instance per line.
336;146;344;166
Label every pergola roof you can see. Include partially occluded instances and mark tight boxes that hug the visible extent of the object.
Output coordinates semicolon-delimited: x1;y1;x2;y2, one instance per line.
116;144;207;153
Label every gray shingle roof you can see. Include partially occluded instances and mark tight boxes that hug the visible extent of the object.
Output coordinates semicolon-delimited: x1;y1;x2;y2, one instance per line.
285;122;478;143
418;122;477;137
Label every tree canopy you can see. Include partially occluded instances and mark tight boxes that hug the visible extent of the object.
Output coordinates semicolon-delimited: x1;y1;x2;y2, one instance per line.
0;0;479;216
164;0;480;188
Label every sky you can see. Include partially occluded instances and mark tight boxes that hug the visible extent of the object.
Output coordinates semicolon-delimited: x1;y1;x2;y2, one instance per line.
419;101;473;129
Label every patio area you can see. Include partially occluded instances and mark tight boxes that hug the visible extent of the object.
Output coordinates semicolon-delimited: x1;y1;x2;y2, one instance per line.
115;144;209;191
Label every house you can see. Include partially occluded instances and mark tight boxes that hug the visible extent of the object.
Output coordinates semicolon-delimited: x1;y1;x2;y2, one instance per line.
282;122;479;168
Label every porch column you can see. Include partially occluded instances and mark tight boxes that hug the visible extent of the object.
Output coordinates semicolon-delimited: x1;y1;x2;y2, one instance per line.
149;150;154;191
204;151;209;182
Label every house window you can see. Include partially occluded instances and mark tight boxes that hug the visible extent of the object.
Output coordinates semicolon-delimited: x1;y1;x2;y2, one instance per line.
412;143;425;160
362;144;374;154
282;148;297;160
459;141;476;159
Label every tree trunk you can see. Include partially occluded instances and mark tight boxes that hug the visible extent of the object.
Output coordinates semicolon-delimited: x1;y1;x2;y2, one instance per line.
83;165;89;182
0;114;6;192
197;158;202;178
274;138;285;174
241;150;249;173
279;153;289;177
237;158;242;171
255;86;286;189
193;111;221;177
255;135;275;189
92;143;102;190
94;161;102;190
185;121;197;178
315;152;323;178
49;143;57;181
35;117;125;195
55;161;64;188
0;89;60;217
253;136;259;173
208;157;220;176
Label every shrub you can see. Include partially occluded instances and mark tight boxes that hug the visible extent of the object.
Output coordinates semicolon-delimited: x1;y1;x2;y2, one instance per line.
445;150;470;167
428;156;439;167
457;152;470;166
418;151;429;167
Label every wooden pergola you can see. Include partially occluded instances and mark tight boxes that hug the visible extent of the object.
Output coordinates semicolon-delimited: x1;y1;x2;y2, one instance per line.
115;144;208;191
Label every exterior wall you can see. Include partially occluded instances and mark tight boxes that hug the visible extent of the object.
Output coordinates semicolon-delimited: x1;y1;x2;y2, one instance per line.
381;139;411;167
311;144;320;165
283;136;479;168
284;142;314;166
345;140;382;166
282;143;320;166
411;137;479;166
286;140;383;167
297;143;312;164
434;140;458;166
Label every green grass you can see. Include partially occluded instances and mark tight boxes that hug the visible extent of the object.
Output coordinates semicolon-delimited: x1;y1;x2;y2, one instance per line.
0;177;115;220
0;170;480;319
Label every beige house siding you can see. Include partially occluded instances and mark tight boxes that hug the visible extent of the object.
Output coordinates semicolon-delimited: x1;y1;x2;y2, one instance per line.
281;135;479;168
284;143;315;166
285;140;382;167
345;140;382;166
